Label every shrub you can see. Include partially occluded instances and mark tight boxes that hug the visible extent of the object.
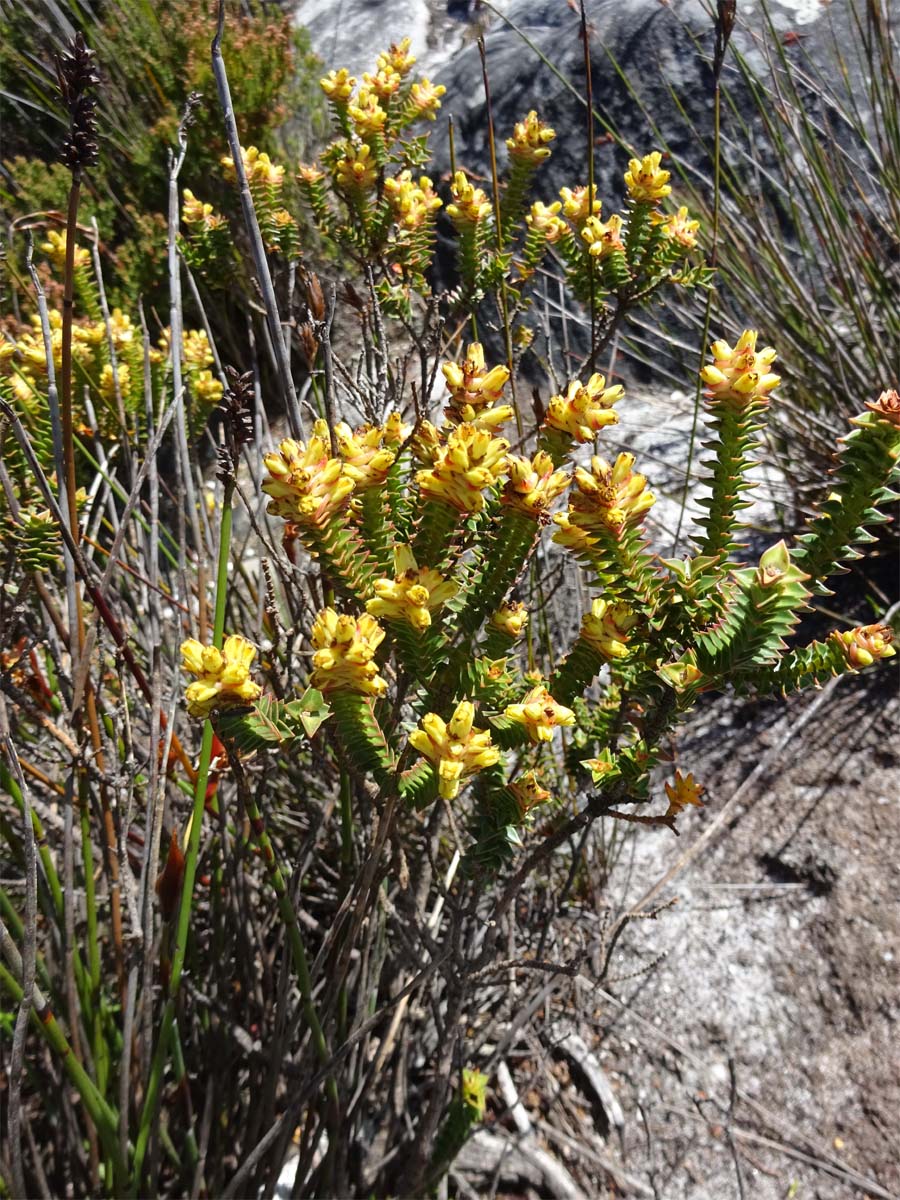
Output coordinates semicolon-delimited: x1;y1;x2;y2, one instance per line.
0;27;897;1200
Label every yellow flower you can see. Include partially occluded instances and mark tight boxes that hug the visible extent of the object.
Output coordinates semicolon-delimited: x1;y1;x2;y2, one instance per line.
657;205;700;249
221;146;284;187
490;602;529;640
559;184;601;226
502;451;570;520
99;362;129;403
565;453;655;538
262;423;354;527
363;65;403;99
335;142;378;192
320;68;356;101
447;171;493;226
504;684;575;743
526;200;567;243
508;770;552;818
580;213;625;259
311;608;387;696
411;419;443;465
416;424;509;513
506;110;555;164
348;88;388;135
699;329;780;407
192;369;223;405
408;701;500;799
461;1069;489;1119
664;770;705;817
409;77;446;119
181;634;261;719
831;623;895;670
335;420;396;491
383;410;412;447
384;170;442;230
366;544;458;631
580;598;637;660
545;374;624;443
41;228;90;272
378;38;416;77
297;162;326;185
624;151;671;204
182;188;214;225
442;342;512;428
108;308;135;351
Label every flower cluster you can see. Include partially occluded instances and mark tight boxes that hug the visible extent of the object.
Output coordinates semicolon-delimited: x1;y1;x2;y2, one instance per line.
334;420;396;491
580;598;638;660
504;684;576;743
311;609;388;696
41;228;90;272
384;171;442;231
221;145;284;188
831;624;895;670
446;171;493;226
442;342;512;429
699;329;780;408
581;213;625;260
525;200;568;243
408;701;500;799
181;635;261;719
490;602;529;640
544;374;624;444
501;451;570;520
262;423;353;527
508;771;552;818
558;453;655;541
366;545;457;631
506;110;556;165
559;184;601;227
416;424;509;513
624;151;672;204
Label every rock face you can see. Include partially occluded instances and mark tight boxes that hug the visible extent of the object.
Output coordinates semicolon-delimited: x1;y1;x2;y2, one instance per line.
293;0;431;75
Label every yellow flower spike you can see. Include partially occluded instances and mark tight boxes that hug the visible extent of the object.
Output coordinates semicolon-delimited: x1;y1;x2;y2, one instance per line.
490;602;529;640
334;420;396;491
99;362;130;403
502;451;570;520
409;77;447;119
565;453;656;538
580;598;638;660
580;213;625;259
447;171;493;225
624;151;672;204
378;38;416;77
320;67;356;101
655;205;700;249
108;308;134;350
506;110;556;164
182;188;214;225
504;684;576;744
41;228;90;272
831;623;895;670
408;700;500;800
416;424;509;514
348;87;388;135
192;369;223;405
442;342;512;428
363;65;403;100
508;771;552;819
180;634;262;719
311;608;388;697
262;430;353;527
526;200;567;243
385;171;442;231
221;146;284;187
545;374;625;444
559;184;601;226
411;419;443;465
699;329;780;407
335;142;378;192
366;544;458;631
664;770;705;817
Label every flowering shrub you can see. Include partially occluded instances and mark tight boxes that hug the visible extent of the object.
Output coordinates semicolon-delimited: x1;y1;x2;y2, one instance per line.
0;30;897;1200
